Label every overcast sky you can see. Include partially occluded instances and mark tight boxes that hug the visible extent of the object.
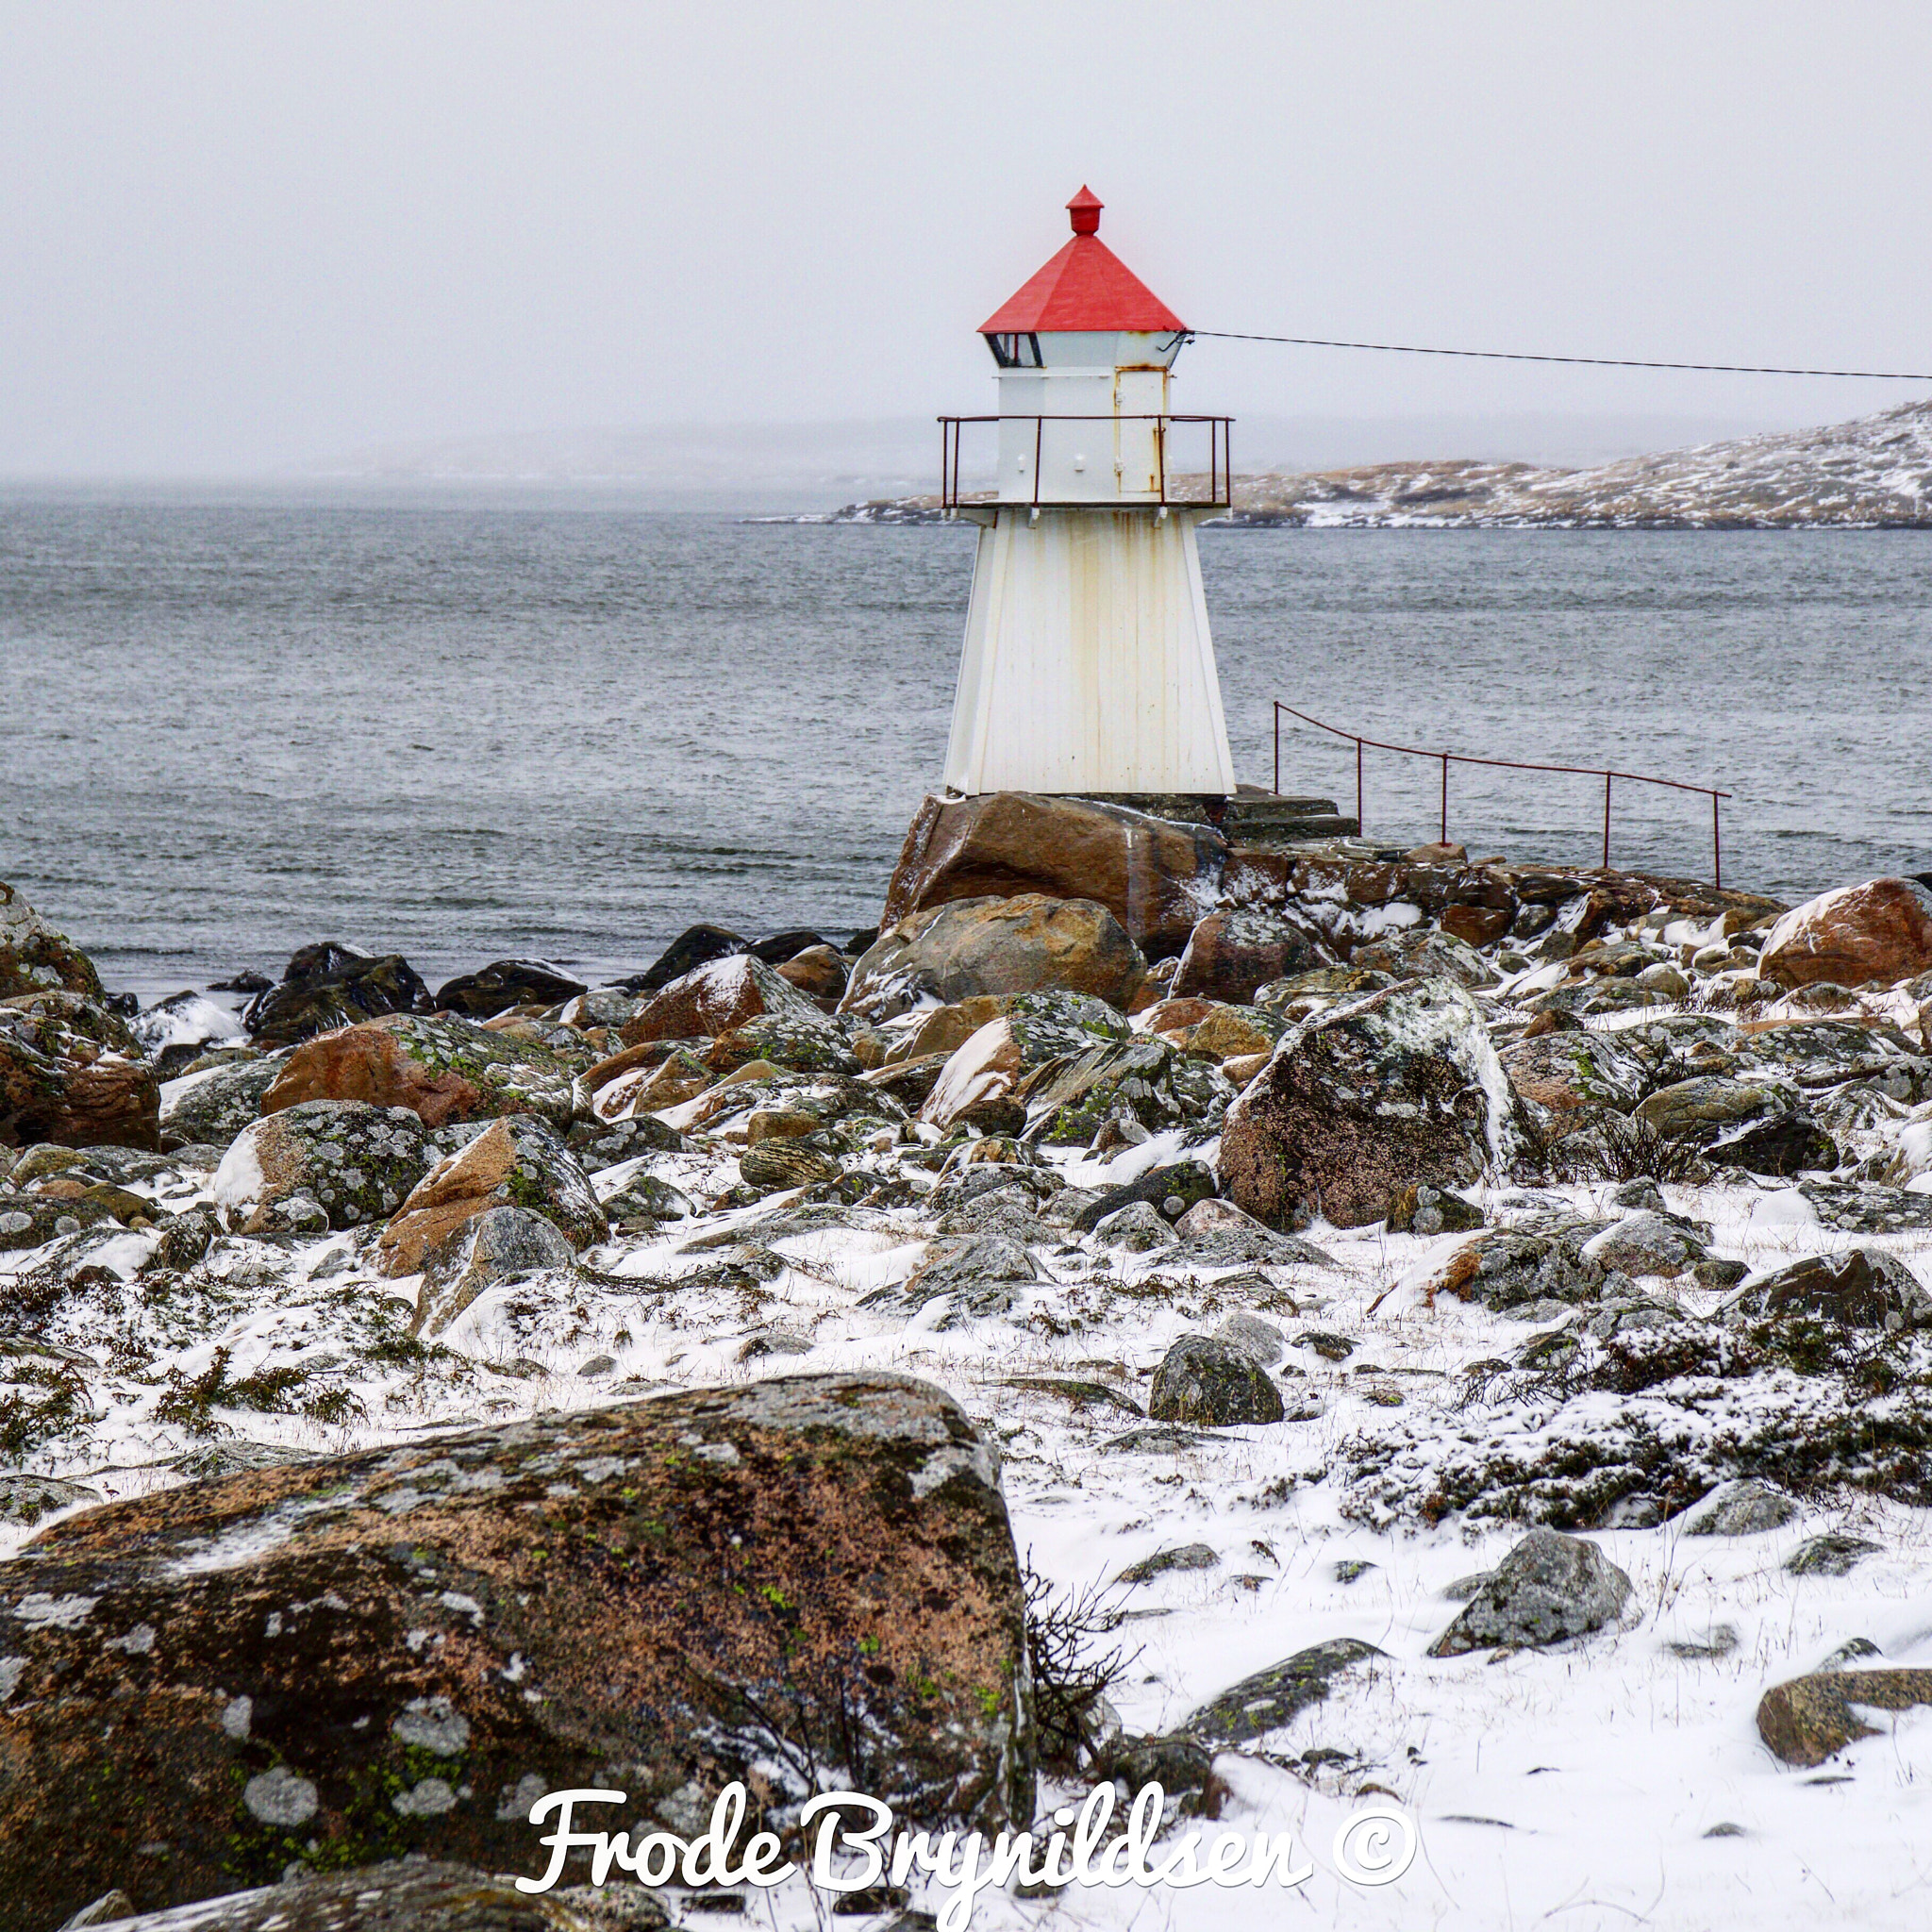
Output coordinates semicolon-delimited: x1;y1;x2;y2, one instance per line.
5;1;1931;475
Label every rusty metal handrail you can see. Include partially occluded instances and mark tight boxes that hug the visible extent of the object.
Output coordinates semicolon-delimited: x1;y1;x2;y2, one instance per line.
938;414;1234;510
1273;700;1731;886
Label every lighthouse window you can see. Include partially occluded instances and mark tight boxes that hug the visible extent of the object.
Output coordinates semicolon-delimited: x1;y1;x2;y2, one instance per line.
985;332;1043;369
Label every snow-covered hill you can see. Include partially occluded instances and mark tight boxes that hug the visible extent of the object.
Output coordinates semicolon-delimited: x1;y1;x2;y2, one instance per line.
1233;398;1932;527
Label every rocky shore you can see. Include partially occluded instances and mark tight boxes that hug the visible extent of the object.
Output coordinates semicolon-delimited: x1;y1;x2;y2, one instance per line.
5;804;1932;1930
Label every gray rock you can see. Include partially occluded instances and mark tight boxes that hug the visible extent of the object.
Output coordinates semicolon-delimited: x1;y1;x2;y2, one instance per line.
1664;1623;1740;1659
1429;1528;1633;1656
1182;1638;1387;1746
1213;1310;1287;1366
566;1114;684;1165
905;1234;1035;1301
1726;1246;1932;1333
600;1173;697;1230
414;1205;576;1337
169;1441;304;1482
74;1862;673;1928
1610;1178;1667;1213
158;1055;281;1149
1100;1424;1217;1454
0;1474;99;1526
1147;1334;1286;1426
1787;1532;1884;1576
1678;1478;1799;1536
1582;1212;1707;1279
1173;1197;1334;1267
212;1099;431;1234
1092;1199;1178;1251
1115;1542;1219;1586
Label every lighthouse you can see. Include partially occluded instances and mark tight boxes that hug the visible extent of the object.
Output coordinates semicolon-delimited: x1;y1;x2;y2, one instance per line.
940;189;1238;801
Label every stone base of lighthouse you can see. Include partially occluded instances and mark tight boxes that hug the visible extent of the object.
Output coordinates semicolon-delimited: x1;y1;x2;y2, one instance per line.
941;506;1238;797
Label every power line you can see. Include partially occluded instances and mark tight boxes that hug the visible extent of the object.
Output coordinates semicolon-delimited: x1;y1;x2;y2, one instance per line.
1184;329;1932;382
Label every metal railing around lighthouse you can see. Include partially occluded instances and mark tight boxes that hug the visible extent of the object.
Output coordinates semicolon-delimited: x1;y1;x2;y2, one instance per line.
938;414;1235;510
1272;701;1731;887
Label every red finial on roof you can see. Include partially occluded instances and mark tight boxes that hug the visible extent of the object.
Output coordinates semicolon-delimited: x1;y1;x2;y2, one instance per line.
979;192;1185;336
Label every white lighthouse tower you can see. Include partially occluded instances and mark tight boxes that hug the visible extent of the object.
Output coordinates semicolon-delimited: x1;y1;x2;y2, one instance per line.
941;188;1238;799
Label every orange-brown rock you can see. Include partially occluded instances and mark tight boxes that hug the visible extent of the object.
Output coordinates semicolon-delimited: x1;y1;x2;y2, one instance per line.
775;942;849;1002
590;1048;714;1122
1758;877;1932;991
261;1013;577;1129
377;1115;605;1276
883;792;1225;957
1139;996;1222;1041
1186;1005;1282;1060
620;954;828;1046
1441;902;1513;946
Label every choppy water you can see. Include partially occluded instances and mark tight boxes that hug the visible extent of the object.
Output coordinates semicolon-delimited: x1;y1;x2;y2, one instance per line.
3;485;1927;1001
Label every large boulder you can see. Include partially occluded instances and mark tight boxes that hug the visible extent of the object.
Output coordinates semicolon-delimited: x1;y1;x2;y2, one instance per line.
1429;1529;1633;1656
213;1100;432;1233
1170;908;1326;1005
0;991;159;1151
261;1013;581;1129
432;959;589;1019
243;942;431;1048
0;881;105;1000
1758;877;1932;991
1218;976;1534;1229
883;791;1225;958
0;1374;1033;1925
843;894;1145;1024
377;1115;606;1276
620;954;837;1047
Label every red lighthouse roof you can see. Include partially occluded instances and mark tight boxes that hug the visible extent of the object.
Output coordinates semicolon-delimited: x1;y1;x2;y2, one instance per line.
979;188;1187;336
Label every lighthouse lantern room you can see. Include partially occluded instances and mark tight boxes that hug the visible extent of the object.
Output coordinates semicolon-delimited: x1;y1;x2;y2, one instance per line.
941;189;1238;800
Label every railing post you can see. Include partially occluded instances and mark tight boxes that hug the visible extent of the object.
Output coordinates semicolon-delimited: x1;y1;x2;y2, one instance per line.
1356;738;1363;836
1712;791;1722;890
1440;754;1448;843
1603;773;1611;871
1273;703;1280;797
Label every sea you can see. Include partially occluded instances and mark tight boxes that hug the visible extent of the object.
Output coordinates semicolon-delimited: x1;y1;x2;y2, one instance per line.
3;484;1928;1005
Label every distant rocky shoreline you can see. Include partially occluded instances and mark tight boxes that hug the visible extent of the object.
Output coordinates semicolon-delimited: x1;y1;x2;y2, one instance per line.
6;797;1932;1924
803;397;1932;529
